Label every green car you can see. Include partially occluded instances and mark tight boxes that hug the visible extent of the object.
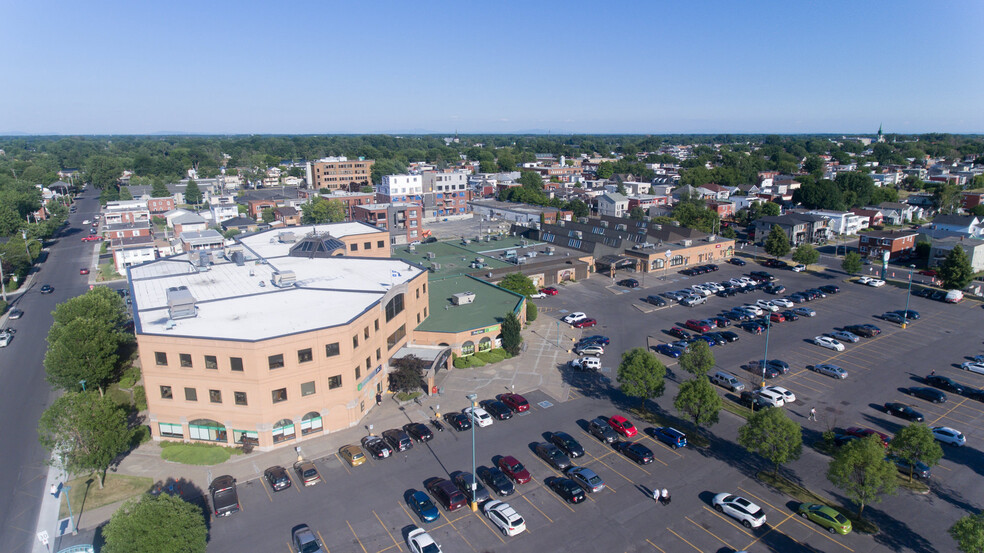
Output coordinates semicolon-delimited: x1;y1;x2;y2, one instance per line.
797;503;852;535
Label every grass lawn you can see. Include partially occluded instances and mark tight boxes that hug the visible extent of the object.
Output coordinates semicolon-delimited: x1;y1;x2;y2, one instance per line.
758;471;879;534
720;399;753;421
59;473;153;518
628;406;711;448
160;442;240;465
97;262;122;281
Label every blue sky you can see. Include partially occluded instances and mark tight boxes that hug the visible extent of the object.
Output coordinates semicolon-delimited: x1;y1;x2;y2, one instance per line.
2;0;981;134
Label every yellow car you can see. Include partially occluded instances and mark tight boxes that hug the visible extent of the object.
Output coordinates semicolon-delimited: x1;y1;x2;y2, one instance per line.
339;444;366;467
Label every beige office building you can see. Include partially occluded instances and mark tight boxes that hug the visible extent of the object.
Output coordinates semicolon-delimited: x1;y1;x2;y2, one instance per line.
306;157;375;192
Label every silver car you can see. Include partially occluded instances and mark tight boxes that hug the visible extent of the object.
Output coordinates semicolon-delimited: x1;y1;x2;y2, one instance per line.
292;524;326;553
793;307;816;317
961;361;984;375
574;344;604;356
565;466;606;493
812;363;848;379
828;330;859;343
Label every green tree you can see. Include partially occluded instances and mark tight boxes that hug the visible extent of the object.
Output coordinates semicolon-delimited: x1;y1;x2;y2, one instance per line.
889;423;944;483
938;245;974;290
764;225;791;258
500;311;522;356
970;205;984;218
950;513;984;553
826;435;898;517
565;199;589;219
261;207;275;223
526;301;538;322
842;251;863;275
793;179;845;210
595;161;615;179
835;172;875;208
84;155;123;189
673;202;719;232
673;377;722;431
616;348;666;408
44;318;120;393
721;225;737;239
629;206;646;221
792;243;820;267
102;493;207;553
388;355;426;393
761;202;781;217
737;406;803;476
50;286;129;343
497;273;538;298
37;392;134;489
151;181;171;198
678;339;715;377
184;179;202;206
300;198;345;224
518;171;543;191
119;187;134;201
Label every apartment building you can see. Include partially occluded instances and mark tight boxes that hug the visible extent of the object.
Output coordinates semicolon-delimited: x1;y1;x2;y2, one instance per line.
352;203;423;245
306;157;375;192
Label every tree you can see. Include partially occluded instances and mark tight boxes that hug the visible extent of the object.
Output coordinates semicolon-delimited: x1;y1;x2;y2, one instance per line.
761;202;781;217
388;355;426;393
793;179;845;210
500;311;522;356
102;493;207;553
628;206;646;221
792;243;820;267
184;179;202;207
616;348;666;408
970;205;984;218
37;392;134;489
842;251;863;275
44;318;120;393
300;198;345;224
938;245;974;290
826;435;898;517
888;423;943;483
565;199;589;219
518;171;543;191
119;187;134;201
673;201;719;233
764;225;791;258
678;340;715;377
595;161;615;179
526;301;538;322
950;513;984;553
720;225;737;239
673;377;722;431
261;207;275;223
737;407;803;476
835;172;875;208
151;181;171;198
498;273;538;298
50;286;129;343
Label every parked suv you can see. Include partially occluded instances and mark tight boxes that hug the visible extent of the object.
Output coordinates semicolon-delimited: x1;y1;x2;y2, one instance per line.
710;371;745;392
588;417;617;443
382;429;413;452
425;477;468;511
209;475;240;517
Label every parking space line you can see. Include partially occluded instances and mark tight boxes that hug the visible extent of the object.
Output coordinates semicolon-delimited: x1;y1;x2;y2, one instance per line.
262;479;274;502
741;511;797;551
520;493;554;523
686;516;734;550
286;540;294;553
930;397;968;425
346;520;369;553
646;538;667;553
543;486;577;512
334;452;352;475
667;527;705;552
640;434;684;458
474;508;507;544
702;506;753;537
397;500;416;523
373;510;402;552
444;513;477;553
581;448;634;485
734;486;855;551
317;530;330;553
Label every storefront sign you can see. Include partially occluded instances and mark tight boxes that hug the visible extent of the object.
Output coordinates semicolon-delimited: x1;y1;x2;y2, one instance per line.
357;365;382;391
471;325;500;336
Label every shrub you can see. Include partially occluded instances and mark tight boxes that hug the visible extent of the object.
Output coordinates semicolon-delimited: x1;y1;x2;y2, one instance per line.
526;301;538;322
131;425;151;447
134;385;147;411
118;366;141;389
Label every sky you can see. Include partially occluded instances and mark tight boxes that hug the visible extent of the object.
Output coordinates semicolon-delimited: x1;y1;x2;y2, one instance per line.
1;0;982;135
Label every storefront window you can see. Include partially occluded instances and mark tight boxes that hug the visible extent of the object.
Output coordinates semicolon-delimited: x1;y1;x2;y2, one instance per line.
188;419;227;443
462;341;475;355
272;419;296;443
301;412;323;436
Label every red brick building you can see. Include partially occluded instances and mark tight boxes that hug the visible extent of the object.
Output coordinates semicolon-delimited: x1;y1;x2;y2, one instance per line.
147;197;175;214
858;230;917;260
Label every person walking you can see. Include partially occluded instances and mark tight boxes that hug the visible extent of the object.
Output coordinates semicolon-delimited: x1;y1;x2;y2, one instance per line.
50;484;58;498
652;487;660;502
929;370;936;377
808;407;817;421
660;488;670;505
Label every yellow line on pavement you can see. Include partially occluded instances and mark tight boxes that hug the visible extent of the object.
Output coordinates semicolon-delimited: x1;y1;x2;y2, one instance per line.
373;510;402;552
286;540;294;553
930;397;968;425
445;512;477;553
702;506;753;537
741;511;797;551
263;480;274;502
317;531;330;553
474;508;507;543
737;487;854;552
686;516;734;550
667;527;705;552
335;452;352;475
646;538;667;552
521;494;553;523
346;520;368;553
397;501;416;523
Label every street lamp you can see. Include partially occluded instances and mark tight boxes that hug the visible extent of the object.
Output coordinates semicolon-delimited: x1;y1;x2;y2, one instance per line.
79;380;86;392
0;252;7;302
22;230;32;265
902;264;915;329
761;314;772;389
466;393;478;512
62;484;77;535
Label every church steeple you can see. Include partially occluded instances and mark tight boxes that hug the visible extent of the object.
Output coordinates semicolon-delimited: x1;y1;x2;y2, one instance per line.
877;124;885;143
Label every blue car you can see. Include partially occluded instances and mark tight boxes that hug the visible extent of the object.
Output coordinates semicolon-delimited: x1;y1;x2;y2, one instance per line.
655;344;683;358
579;335;610;347
408;489;440;522
647;426;687;449
692;335;717;347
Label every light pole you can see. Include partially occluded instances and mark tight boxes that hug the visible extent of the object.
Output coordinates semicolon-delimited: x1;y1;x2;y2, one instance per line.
22;230;33;265
63;484;77;535
0;252;7;302
761;314;772;389
902;264;915;329
466;392;478;511
79;380;86;392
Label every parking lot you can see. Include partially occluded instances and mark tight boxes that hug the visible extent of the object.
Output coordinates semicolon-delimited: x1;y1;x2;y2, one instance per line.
207;259;984;553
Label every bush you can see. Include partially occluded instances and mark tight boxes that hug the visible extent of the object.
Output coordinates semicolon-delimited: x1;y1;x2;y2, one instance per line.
118;366;141;389
134;385;147;411
131;425;151;447
453;357;468;368
526;301;538;322
160;442;234;465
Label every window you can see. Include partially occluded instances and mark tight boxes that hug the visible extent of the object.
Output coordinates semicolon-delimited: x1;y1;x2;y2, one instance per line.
416;288;420;299
184;387;198;401
179;353;192;368
366;357;372;370
350;243;358;251
364;241;371;249
355;365;361;379
329;375;342;389
160;385;173;399
204;355;218;370
423;283;427;293
301;381;316;396
364;326;370;339
189;419;227;442
424;307;428;317
234;391;247;406
376;348;381;360
387;324;407;350
159;422;183;438
268;354;285;370
301;412;323;435
230;357;244;372
298;348;313;363
271;388;287;403
155;352;168;366
209;389;222;403
273;419;296;443
325;342;340;357
378;240;385;248
417;313;421;323
374;319;379;331
385;294;405;322
353;335;359;348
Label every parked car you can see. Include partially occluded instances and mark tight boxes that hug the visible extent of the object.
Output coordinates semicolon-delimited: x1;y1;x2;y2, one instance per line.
681;295;706;307
40;284;53;294
406;528;441;553
578;335;610;346
479;400;513;421
793;307;817;317
713;493;767;528
570;356;601;371
263;465;292;491
573;344;604;356
844;324;880;337
932;426;966;447
646;295;667;307
425;477;468;512
462;407;494;428
534;442;572;470
684;319;712;333
529;291;546;299
892;309;920;320
7;308;23;320
820;285;840;294
766;386;796;403
647;426;687;448
408;489;441;522
797;503;852;535
548;431;584;458
452;472;491;504
614;441;654;464
926;375;964;394
814;336;845;352
292;524;327;553
812;363;848;379
654;343;684;358
562;312;587;324
905;387;947;403
500;393;530;412
617;278;639;288
668;327;691;340
845;427;890;446
828;330;859;343
740;320;765;334
443;413;473;431
477;466;515;496
729;257;746;266
209;475;240;517
588;417;618;443
547;477;586;504
483;500;526;537
792;264;806;272
780;310;799;321
540;287;559;295
883;402;924;422
80;267;90;275
382;429;413;452
887;454;931;479
961;361;984;375
880;312;906;324
362;435;393;459
293;460;321;486
564;466;605;493
608;415;638;437
739;390;772;410
497;456;532;484
719;330;740;342
748;359;789;374
339;444;367;466
572;318;597;328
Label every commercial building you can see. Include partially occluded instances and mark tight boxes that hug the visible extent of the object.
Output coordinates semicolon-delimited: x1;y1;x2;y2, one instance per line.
379;174;423;201
352;203;424;245
469;199;571;225
857;230;917;260
306;157;375;192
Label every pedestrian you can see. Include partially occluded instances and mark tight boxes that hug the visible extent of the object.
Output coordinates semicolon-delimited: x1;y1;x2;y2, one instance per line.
652;487;660;502
929;370;936;377
809;407;817;421
50;484;58;498
660;488;670;505
376;392;382;406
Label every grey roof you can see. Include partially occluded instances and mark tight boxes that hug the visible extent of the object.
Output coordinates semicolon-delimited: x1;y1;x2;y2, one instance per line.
180;230;224;245
877;202;909;211
221;216;258;230
600;193;628;203
932;214;978;227
172;213;206;225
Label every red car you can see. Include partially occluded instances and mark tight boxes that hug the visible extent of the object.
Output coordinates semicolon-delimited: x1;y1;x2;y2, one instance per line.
499;393;529;413
81;235;101;242
80;268;90;275
919;269;937;277
573;318;597;329
540;287;559;296
684;319;711;333
608;415;638;438
845;427;890;447
497;456;532;484
769;312;785;323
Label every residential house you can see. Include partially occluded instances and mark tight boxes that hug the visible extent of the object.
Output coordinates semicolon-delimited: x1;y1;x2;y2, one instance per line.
858;230;917;260
180;230;225;251
850;208;884;228
929;236;984;272
379;174;423;202
322;190;376;221
706;200;735;218
597;193;629;218
104;200;151;225
220;217;260;234
111;235;157;274
627;195;670;211
804;210;868;235
929;214;983;237
876;202;921;224
172;213;208;235
210;202;239;225
961;192;984;211
273;206;301;226
103;222;152;240
751;213;830;246
696;183;731;200
147;197;176;214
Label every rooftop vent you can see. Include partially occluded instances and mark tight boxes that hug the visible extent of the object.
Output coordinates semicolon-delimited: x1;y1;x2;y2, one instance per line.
166;286;197;320
277;231;297;243
452;292;476;305
272;270;296;288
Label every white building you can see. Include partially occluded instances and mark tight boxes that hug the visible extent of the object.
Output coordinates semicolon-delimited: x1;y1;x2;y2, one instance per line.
804;210;869;235
379;174;423;197
597;193;629;218
422;171;468;193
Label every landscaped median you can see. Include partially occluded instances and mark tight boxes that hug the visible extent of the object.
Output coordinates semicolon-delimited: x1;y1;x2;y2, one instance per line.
758;471;879;534
59;473;154;519
452;347;512;368
160;441;244;465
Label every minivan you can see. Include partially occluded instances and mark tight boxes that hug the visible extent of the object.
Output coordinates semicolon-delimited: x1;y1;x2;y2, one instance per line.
754;388;786;407
710;371;745;392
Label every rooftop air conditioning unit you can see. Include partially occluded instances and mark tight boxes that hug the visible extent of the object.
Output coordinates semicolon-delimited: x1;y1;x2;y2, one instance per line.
427;252;436;259
166;286;197;320
452;292;475;305
272;270;296;288
682;239;692;246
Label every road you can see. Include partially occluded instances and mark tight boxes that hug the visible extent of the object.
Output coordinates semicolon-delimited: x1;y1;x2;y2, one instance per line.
0;190;103;553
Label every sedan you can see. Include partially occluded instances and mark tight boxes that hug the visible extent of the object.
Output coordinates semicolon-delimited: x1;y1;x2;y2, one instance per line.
905;387;947;404
548;432;584;458
529;291;546;299
40;284;54;294
535;442;572;470
500;393;530;412
798;503;852;535
540;287;559;296
562;312;587;324
814;336;845;352
793;307;816;317
462;407;493;427
564;466;605;493
497;456;532;484
8;308;23;319
406;527;442;553
867;278;886;287
361;436;392;459
740;321;764;334
780;310;799;321
403;422;435;442
479;400;513;421
617;278;639;288
339;444;366;467
452;472;490;504
926;375;964;394
608;415;638;437
579;335;610;346
961;361;984;375
292;524;327;553
547;477;586;504
614;441;654;465
263;465;292;491
713;493;767;528
710;316;731;328
771;298;794;308
880;312;906;324
719;330;740;342
729;257;747;266
668;327;692;340
80;267;90;275
812;363;848;379
408;490;441;523
828;330;859;343
820;285;840;294
81;235;100;242
654;343;684;358
888;455;931;479
932;426;966;447
892;309;920;320
588;417;618;443
883;402;924;422
846;427;890;447
293;461;321;486
443;413;472;431
792;264;806;272
477;466;515;496
572;318;597;329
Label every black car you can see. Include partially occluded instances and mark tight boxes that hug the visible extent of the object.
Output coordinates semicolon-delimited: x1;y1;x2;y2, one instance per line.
361;435;393;459
547;477;586;504
668;327;691;340
403;422;434;442
905;387;947;404
588;417;617;443
892;309;920;320
444;412;472;431
719;330;740;343
962;387;984;402
40;284;54;294
452;472;491;504
477;466;515;496
747;364;781;379
646;295;667;306
710;316;731;328
930;290;947;301
382;429;413;452
579;335;610;346
913;288;933;298
926;375;963;394
263;465;292;491
548;431;584;458
617;278;639;288
702;332;727;346
844;324;878;338
729;258;747;266
716;288;738;298
806;288;827;299
780;310;799;321
884;402;924;422
535;443;572;470
724;309;751;321
615;441;654;464
749;359;789;374
739;391;771;410
480;400;514;420
789;293;807;303
820;285;840;294
704;264;719;272
740;321;764;334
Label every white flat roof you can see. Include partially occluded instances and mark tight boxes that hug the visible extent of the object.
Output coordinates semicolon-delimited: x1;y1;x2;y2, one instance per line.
237;223;384;259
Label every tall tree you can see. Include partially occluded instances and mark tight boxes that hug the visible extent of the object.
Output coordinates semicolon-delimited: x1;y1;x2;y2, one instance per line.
678;340;715;377
261;207;276;223
938;245;974;290
497;273;538;298
616;348;666;408
673;377;722;432
842;251;863;275
737;407;803;476
119;187;134;201
764;225;791;258
102;493;207;553
500;311;522;356
826;435;898;517
300;198;345;224
595;161;614;179
388;355;426;393
565;199;589;219
50;286;129;343
761;202;781;217
38;392;134;489
835;172;875;208
518;171;543;191
888;423;943;483
151;181;171;198
628;206;646;221
184;179;202;206
792;243;820;267
950;513;984;553
44;318;120;393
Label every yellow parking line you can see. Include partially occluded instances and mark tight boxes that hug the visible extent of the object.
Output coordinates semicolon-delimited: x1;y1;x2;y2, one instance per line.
474;508;507;544
702;506;753;537
444;512;477;553
286;540;294;553
262;479;274;502
521;494;553;523
646;538;667;552
581;448;632;485
741;511;797;551
346;520;368;553
930;397;968;425
376;545;400;553
335;452;352;475
317;531;330;553
373;510;402;552
686;516;734;550
640;434;684;458
667;527;705;552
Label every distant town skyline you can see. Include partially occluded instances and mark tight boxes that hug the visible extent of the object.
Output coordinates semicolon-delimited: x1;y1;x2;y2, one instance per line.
2;0;982;135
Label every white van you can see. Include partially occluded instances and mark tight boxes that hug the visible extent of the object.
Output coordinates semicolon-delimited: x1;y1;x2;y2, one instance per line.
571;357;601;371
945;290;964;303
755;388;786;407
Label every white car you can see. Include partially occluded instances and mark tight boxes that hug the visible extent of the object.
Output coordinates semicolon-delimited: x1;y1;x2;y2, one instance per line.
704;282;724;293
407;527;442;553
562;312;587;324
574;344;604;356
767;386;796;403
858;276;886;287
0;330;11;348
961;361;984;375
571;356;601;371
82;219;91;225
755;388;786;408
770;298;793;308
690;285;713;297
829;330;859;343
742;304;765;316
713;493;767;528
529;292;546;299
814;336;845;352
483;500;526;537
792;264;806;272
755;299;779;312
812;363;848;379
857;276;873;285
729;278;748;288
462;407;493;428
932;426;966;447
